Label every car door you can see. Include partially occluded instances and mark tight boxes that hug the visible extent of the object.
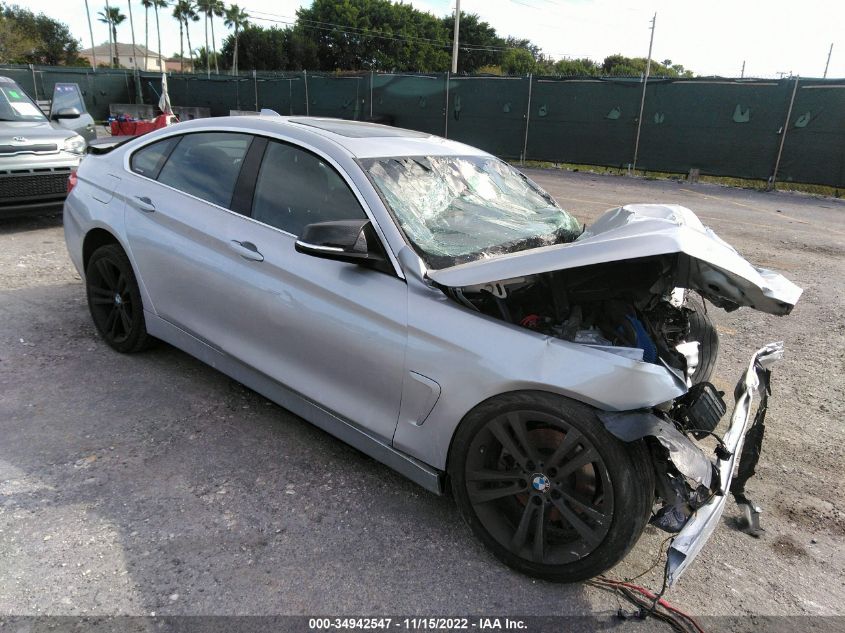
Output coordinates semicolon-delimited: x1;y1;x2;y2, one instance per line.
212;138;409;442
123;130;267;352
49;83;96;142
124;131;408;443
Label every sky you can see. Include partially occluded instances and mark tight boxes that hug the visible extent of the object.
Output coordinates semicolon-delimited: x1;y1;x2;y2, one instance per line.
13;0;845;78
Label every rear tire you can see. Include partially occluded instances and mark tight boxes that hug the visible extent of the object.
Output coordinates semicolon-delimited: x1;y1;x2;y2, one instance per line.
448;391;654;582
687;296;719;385
86;244;151;353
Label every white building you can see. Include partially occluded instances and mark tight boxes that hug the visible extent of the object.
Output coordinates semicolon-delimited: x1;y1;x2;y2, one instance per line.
79;43;165;72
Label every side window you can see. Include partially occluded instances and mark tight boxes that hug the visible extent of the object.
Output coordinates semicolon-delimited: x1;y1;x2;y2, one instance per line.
251;141;366;236
130;137;179;179
157;132;252;209
51;83;86;114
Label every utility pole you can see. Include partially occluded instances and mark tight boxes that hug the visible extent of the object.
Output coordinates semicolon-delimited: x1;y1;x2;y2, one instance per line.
823;43;833;78
451;0;461;75
741;60;745;78
631;12;656;173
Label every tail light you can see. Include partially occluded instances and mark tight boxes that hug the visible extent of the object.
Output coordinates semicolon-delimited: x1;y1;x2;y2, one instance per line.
67;170;78;194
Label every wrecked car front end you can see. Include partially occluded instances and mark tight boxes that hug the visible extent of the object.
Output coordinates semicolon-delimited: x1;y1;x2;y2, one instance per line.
364;153;800;583
422;204;800;584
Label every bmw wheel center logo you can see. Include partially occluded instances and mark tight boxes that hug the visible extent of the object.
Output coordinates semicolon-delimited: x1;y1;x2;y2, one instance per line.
531;473;551;493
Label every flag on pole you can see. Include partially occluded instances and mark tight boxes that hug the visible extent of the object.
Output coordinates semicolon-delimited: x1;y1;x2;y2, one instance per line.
158;73;172;115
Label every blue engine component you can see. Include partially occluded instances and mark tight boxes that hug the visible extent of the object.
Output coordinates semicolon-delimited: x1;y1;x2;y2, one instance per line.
624;315;658;363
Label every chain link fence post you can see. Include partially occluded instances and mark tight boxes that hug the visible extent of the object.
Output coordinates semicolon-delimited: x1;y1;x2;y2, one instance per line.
521;73;533;165
29;64;38;100
253;70;258;111
768;76;800;190
304;70;309;115
443;71;450;138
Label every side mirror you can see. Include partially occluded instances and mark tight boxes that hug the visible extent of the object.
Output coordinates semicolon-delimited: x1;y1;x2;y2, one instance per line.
53;107;82;120
295;219;390;271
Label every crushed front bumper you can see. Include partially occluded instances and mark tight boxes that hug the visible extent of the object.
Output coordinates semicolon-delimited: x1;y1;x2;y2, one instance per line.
665;342;784;585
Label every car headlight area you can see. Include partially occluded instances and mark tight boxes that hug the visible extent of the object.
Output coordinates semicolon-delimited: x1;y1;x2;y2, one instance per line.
62;134;87;155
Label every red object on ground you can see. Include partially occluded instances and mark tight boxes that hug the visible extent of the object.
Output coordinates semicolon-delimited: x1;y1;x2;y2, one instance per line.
109;114;177;137
109;119;156;137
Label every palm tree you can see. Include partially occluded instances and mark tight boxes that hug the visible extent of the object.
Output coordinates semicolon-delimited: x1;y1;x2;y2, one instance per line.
172;1;185;72
126;1;140;70
98;4;126;67
153;0;166;71
210;0;224;75
197;0;212;76
141;0;153;67
197;0;224;75
99;2;113;67
173;1;199;72
184;1;200;72
185;5;199;72
224;4;248;76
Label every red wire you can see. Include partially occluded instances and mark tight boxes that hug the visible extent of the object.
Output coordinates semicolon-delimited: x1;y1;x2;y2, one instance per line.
595;577;705;633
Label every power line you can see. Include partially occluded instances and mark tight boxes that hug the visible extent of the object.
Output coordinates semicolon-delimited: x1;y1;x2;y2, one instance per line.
505;0;541;9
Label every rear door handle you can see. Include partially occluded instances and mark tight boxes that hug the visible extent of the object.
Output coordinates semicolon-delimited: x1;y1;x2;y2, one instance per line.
132;195;156;212
229;240;264;262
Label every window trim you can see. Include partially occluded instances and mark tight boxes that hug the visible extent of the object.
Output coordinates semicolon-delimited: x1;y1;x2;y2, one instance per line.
123;127;405;280
231;136;268;215
129;135;180;181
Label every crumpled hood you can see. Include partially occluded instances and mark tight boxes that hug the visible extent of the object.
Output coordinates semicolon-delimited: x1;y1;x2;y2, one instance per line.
426;203;802;315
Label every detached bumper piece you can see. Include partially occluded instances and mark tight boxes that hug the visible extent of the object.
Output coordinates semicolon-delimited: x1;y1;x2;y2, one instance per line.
665;342;783;586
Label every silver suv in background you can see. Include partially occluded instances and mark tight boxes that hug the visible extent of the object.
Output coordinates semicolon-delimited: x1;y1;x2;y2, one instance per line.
0;76;89;217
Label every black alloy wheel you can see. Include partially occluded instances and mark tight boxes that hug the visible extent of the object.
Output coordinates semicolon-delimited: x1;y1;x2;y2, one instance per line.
449;392;654;582
86;244;151;353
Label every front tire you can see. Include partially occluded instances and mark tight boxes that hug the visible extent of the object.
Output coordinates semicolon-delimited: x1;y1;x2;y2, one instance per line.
686;296;719;385
86;244;151;353
449;392;654;582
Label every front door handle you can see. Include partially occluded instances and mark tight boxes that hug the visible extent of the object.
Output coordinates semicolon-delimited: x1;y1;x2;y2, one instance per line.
229;240;264;262
132;195;156;212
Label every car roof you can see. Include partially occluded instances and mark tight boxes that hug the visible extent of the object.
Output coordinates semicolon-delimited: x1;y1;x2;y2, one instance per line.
170;115;489;160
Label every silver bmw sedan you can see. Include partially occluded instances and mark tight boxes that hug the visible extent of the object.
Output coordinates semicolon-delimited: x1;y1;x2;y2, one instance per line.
64;115;801;584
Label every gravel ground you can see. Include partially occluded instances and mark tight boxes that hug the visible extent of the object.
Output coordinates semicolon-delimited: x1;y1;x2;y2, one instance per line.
0;169;843;629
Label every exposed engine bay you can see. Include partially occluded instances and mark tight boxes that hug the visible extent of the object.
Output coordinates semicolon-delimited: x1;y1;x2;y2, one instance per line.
443;254;704;382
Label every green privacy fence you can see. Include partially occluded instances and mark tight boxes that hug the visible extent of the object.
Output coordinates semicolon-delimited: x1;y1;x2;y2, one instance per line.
3;64;844;188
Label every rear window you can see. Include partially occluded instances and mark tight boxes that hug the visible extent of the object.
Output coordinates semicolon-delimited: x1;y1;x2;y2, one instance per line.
130;137;179;178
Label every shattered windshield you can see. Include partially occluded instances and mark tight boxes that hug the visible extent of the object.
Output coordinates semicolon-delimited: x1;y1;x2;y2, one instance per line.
362;155;581;268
